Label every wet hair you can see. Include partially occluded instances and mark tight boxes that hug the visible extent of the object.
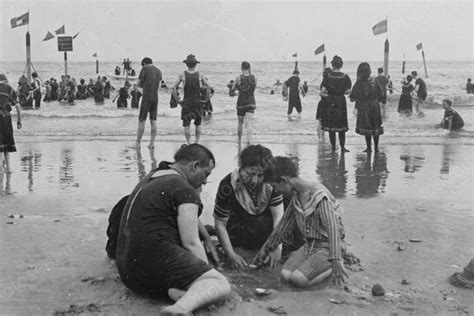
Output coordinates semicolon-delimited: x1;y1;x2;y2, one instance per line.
263;156;299;183
442;99;452;107
293;69;300;75
357;62;371;81
378;67;384;74
239;144;273;169
241;61;251;70
411;71;418;77
331;55;343;69
141;57;153;66
323;67;333;78
406;75;413;83
32;72;38;78
174;144;215;167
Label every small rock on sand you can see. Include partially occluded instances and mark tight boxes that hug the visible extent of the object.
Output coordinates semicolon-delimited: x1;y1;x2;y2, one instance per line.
372;284;385;296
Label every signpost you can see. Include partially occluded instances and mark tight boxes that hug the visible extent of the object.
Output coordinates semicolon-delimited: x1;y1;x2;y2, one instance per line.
57;36;73;75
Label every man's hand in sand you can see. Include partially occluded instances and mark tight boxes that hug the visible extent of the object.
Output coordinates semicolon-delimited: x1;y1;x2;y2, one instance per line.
203;238;220;266
250;250;267;267
267;247;282;269
331;260;348;286
228;252;248;269
17;121;22;129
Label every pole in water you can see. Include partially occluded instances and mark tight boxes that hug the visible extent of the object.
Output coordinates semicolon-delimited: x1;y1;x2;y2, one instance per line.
402;53;406;74
96;59;99;74
384;38;389;76
64;51;68;76
421;50;428;78
323;54;327;71
26;31;32;82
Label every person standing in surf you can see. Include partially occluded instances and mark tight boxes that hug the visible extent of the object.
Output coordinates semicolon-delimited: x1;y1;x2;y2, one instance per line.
31;72;42;109
134;57;162;148
230;61;257;144
374;67;389;120
172;54;211;145
284;69;304;121
320;55;352;153
411;71;427;117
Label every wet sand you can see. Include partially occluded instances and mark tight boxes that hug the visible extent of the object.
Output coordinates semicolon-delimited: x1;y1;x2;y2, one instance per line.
1;138;473;315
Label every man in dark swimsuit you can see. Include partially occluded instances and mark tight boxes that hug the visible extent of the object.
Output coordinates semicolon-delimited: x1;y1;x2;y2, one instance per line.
172;54;212;144
284;70;303;121
411;71;427;117
374;67;389;119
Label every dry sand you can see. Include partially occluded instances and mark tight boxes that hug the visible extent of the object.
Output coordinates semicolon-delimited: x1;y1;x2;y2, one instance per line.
1;138;473;315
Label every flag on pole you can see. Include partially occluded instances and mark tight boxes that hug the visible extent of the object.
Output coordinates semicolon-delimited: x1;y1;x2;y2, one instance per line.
10;12;29;28
292;53;297;58
314;44;325;55
55;25;65;35
43;31;55;41
73;31;80;39
92;53;97;57
416;42;423;50
372;19;387;36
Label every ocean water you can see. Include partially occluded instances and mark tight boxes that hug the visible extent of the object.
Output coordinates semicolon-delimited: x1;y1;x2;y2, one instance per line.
1;60;473;140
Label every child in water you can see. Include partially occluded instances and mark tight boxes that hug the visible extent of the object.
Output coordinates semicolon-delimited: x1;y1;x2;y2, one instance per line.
114;81;131;108
439;99;464;131
130;84;142;109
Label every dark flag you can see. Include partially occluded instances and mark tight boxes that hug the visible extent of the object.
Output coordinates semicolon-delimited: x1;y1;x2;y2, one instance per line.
10;12;29;28
314;44;325;55
292;53;297;57
416;42;423;50
43;31;55;41
55;25;65;35
372;19;387;36
92;53;97;57
73;31;80;39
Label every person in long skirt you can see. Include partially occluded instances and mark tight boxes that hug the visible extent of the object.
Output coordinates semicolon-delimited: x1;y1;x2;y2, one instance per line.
350;63;384;152
321;56;352;153
397;75;415;115
0;74;22;177
316;68;332;140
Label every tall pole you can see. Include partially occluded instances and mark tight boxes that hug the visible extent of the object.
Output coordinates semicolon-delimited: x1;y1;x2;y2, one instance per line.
421;50;428;78
64;51;68;76
96;59;99;74
323;54;326;71
402;53;406;74
384;38;389;76
26;31;32;82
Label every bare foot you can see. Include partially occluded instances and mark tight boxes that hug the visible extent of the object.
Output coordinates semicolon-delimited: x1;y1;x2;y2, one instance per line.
159;305;190;316
168;288;186;302
342;148;350;153
130;143;140;149
148;143;154;149
363;148;372;153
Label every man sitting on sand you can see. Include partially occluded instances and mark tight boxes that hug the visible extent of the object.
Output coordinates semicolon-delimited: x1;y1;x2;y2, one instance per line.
440;99;464;131
134;57;162;148
116;144;231;315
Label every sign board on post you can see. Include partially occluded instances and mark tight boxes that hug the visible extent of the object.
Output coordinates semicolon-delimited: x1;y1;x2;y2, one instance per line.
57;36;73;51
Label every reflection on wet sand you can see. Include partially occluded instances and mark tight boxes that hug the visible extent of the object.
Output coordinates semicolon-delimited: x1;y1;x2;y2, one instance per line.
59;147;75;190
0;172;11;194
399;146;425;174
20;150;42;192
354;152;388;198
316;147;347;199
136;147;158;181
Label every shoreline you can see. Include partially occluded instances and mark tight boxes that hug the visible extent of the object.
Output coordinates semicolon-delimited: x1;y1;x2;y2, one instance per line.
1;139;473;315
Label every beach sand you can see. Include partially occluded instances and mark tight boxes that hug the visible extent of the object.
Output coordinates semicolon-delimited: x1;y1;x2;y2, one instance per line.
1;137;473;315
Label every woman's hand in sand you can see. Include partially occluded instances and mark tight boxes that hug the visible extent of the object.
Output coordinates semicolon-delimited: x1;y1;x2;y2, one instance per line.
331;260;348;286
250;250;267;267
203;238;220;266
17;120;22;129
228;252;248;269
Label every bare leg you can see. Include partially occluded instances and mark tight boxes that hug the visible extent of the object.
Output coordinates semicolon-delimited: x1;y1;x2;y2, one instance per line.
161;269;231;315
184;126;191;145
135;121;146;147
4;152;11;173
363;135;372;152
195;125;201;144
149;120;157;148
0;153;4;192
237;116;244;143
244;112;253;144
288;269;333;288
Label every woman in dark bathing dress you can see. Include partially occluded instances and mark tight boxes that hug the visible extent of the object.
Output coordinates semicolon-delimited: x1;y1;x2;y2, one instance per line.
397;75;415;115
321;56;352;153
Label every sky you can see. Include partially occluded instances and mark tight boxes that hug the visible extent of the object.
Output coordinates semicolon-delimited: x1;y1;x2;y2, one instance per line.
1;0;473;62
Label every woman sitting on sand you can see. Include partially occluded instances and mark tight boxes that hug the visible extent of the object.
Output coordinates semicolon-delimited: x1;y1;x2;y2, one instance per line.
252;156;354;288
214;144;284;269
350;62;384;153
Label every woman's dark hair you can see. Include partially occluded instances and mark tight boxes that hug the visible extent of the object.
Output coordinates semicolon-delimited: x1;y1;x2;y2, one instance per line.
174;144;215;167
442;99;452;107
356;62;371;81
406;75;413;83
141;57;153;66
323;67;332;78
241;61;251;70
331;55;343;69
185;61;197;68
263;156;299;183
239;144;272;169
